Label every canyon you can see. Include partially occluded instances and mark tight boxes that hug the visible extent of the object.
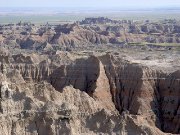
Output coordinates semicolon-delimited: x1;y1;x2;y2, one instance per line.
1;17;180;51
0;18;179;135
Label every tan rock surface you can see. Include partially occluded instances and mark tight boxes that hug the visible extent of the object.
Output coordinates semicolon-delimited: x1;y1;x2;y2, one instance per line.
0;18;180;134
0;50;178;134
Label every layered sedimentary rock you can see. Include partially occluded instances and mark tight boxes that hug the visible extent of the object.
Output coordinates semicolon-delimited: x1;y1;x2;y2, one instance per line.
0;49;179;134
51;24;109;46
0;18;180;51
0;17;180;135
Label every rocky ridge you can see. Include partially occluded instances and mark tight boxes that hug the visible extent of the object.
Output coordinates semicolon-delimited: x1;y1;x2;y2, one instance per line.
0;48;179;134
0;18;180;52
0;17;179;135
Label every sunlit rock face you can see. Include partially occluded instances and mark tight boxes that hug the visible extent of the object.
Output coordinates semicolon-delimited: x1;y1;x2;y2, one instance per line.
1;18;180;51
0;50;178;135
0;18;179;135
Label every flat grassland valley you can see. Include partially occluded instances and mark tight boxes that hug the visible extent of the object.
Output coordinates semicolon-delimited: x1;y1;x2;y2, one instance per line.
0;8;180;135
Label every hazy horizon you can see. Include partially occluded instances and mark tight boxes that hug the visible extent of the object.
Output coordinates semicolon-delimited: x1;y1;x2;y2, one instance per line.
1;0;180;24
0;0;180;9
0;6;180;14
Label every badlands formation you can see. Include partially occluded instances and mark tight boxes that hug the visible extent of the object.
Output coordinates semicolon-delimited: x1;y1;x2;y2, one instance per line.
0;17;179;135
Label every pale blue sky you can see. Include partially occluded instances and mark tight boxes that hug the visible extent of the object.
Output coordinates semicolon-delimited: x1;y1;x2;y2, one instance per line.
0;0;180;8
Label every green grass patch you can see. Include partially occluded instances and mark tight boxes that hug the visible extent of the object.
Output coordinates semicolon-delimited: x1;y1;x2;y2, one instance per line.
148;43;180;47
128;42;147;46
128;42;180;47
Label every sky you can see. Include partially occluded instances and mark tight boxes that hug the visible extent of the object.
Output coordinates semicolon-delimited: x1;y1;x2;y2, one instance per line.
0;0;180;9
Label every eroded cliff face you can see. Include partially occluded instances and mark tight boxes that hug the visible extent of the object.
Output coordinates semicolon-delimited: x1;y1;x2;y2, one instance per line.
155;71;180;133
1;18;180;52
99;54;180;134
0;50;179;135
52;24;109;46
